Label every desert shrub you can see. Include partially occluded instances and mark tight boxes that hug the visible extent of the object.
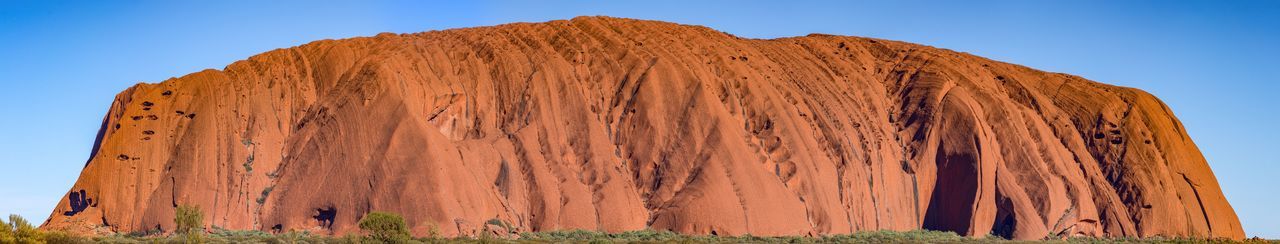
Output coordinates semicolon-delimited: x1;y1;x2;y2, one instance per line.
518;229;697;243
209;225;270;238
7;214;43;243
0;215;92;244
357;211;410;243
611;229;683;242
124;228;163;238
0;216;1261;244
39;231;92;244
416;221;441;240
93;234;151;243
175;205;204;234
263;230;326;244
824;229;969;243
0;216;12;243
181;232;203;243
175;204;204;243
519;229;984;243
519;229;608;241
209;225;275;243
475;230;496;243
337;233;365;244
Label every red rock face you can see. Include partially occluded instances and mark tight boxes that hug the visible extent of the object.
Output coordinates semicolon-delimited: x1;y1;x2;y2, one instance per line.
40;17;1243;240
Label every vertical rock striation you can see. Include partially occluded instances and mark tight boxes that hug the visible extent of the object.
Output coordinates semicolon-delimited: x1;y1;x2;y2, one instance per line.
41;16;1242;240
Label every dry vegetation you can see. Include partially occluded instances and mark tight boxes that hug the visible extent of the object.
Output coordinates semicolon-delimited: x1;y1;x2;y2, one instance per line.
2;210;1272;243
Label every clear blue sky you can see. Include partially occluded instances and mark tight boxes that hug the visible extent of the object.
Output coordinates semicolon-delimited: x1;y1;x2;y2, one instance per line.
1;0;1275;238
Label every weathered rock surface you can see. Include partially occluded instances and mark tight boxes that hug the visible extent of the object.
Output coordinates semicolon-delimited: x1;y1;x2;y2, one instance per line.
41;16;1243;240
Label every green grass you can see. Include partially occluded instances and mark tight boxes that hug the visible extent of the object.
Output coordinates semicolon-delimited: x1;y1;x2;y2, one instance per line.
10;208;1276;244
9;207;1273;243
358;211;411;243
13;229;1270;244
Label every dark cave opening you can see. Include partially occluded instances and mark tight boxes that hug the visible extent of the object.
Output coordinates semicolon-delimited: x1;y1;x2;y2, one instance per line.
313;207;337;230
922;139;981;235
63;189;93;216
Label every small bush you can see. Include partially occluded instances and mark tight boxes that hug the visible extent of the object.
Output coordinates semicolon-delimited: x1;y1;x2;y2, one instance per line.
94;234;148;243
209;225;275;242
0;216;12;243
40;231;92;244
175;204;205;243
418;221;441;240
611;229;683;241
829;229;969;243
519;229;608;241
7;214;42;242
0;217;14;243
257;230;329;244
175;205;204;234
358;211;410;243
0;215;95;243
124;228;162;237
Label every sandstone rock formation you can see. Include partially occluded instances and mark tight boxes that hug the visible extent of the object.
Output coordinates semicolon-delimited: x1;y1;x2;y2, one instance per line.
41;16;1243;240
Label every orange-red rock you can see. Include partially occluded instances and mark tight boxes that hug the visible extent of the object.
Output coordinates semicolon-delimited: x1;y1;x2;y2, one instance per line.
40;16;1243;240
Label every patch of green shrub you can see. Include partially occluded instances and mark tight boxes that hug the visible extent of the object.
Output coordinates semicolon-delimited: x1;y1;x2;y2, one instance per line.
7;214;43;243
175;204;204;243
174;205;204;234
209;225;268;237
515;229;981;243
0;216;12;243
0;210;1272;244
38;231;92;244
257;186;274;204
0;215;94;244
358;211;410;243
124;228;162;238
418;221;441;240
824;229;970;243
